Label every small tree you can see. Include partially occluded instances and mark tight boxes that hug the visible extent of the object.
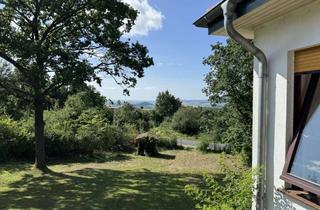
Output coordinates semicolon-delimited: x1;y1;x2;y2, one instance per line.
0;0;153;170
155;90;182;123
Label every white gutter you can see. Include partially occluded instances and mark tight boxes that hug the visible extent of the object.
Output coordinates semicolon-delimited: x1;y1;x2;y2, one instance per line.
221;1;268;210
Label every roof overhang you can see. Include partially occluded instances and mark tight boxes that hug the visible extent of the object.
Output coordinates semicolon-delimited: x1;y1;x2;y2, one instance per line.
194;0;316;39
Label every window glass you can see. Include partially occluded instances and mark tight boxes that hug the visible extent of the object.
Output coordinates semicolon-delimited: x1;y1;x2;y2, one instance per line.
290;104;320;185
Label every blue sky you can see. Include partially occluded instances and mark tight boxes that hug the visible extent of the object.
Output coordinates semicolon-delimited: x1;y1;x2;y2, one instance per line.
95;0;225;101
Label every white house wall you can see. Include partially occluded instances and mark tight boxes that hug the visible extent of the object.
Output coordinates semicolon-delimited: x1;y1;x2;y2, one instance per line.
252;1;320;209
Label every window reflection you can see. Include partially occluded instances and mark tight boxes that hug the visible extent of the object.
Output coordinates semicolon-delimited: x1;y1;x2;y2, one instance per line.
290;104;320;185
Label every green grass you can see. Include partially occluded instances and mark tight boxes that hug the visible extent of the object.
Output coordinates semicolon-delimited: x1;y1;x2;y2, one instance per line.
0;150;228;210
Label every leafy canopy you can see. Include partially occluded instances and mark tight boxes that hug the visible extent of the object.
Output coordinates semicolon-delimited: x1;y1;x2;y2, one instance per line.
0;0;153;99
203;39;253;159
155;90;182;122
171;107;201;135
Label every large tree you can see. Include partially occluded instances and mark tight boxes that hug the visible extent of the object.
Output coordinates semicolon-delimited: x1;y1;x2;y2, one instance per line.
203;39;253;159
0;0;153;170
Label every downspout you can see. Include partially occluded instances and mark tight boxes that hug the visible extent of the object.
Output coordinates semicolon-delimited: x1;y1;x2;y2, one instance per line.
221;1;268;210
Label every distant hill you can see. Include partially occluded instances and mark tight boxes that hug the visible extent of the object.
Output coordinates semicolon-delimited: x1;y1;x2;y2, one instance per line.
109;99;222;109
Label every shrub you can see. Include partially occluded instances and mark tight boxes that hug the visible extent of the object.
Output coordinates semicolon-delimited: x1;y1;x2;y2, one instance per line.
114;102;152;132
185;154;258;210
158;136;178;150
0;116;34;161
149;122;179;150
197;140;210;153
197;134;230;153
171;107;201;135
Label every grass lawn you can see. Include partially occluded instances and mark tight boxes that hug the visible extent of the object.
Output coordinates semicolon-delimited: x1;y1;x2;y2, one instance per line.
0;150;227;210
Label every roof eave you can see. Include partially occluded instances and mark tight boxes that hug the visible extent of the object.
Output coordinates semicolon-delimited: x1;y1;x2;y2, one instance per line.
194;0;268;35
193;0;225;28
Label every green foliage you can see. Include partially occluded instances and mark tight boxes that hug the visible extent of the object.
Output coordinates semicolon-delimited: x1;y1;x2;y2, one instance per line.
155;91;182;123
64;88;107;115
76;111;131;153
171;107;201;135
197;134;212;153
0;99;132;160
114;102;151;132
0;0;153;167
44;106;133;156
199;108;219;134
0;116;33;161
157;136;178;150
0;0;154;97
150;121;191;149
203;39;253;160
185;154;258;210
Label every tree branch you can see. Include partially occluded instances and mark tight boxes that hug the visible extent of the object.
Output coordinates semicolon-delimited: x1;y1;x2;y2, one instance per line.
0;79;32;100
0;51;29;73
40;2;85;44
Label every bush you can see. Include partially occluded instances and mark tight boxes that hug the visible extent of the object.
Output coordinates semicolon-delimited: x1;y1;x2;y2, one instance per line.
158;137;178;149
0;107;134;161
0;116;34;161
171;107;201;135
185;154;258;210
197;134;230;153
114;102;152;132
197;139;210;153
76;109;131;153
149;122;179;150
45;108;132;156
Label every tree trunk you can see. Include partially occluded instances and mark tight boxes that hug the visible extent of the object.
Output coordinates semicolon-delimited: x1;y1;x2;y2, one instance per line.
34;96;47;171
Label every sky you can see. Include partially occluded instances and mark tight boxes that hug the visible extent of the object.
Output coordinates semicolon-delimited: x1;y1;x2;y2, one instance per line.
94;0;225;101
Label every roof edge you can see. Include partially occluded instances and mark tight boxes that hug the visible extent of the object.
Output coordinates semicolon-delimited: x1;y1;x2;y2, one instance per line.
194;0;268;34
193;0;225;28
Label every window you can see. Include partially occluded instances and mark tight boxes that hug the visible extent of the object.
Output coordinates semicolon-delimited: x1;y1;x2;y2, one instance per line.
281;46;320;198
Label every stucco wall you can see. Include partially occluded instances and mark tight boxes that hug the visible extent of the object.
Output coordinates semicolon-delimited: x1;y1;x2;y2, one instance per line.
252;1;320;209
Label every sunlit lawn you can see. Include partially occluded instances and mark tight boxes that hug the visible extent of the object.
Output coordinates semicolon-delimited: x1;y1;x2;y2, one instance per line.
0;150;226;210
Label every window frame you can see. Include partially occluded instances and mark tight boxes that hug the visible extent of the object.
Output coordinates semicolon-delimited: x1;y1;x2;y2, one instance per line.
281;72;320;196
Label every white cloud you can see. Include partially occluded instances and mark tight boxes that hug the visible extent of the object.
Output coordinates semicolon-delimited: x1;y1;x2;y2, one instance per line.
121;0;164;36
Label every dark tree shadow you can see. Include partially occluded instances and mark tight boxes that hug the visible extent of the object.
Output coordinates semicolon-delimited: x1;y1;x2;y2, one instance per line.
48;153;133;165
0;166;199;210
154;153;176;160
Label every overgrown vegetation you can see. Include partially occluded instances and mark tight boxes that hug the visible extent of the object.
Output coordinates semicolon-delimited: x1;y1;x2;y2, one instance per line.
185;154;258;210
172;107;201;135
0;89;138;162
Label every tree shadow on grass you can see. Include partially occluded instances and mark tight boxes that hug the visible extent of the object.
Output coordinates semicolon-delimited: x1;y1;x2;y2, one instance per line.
154;153;176;160
0;161;34;173
0;167;199;210
49;153;133;165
